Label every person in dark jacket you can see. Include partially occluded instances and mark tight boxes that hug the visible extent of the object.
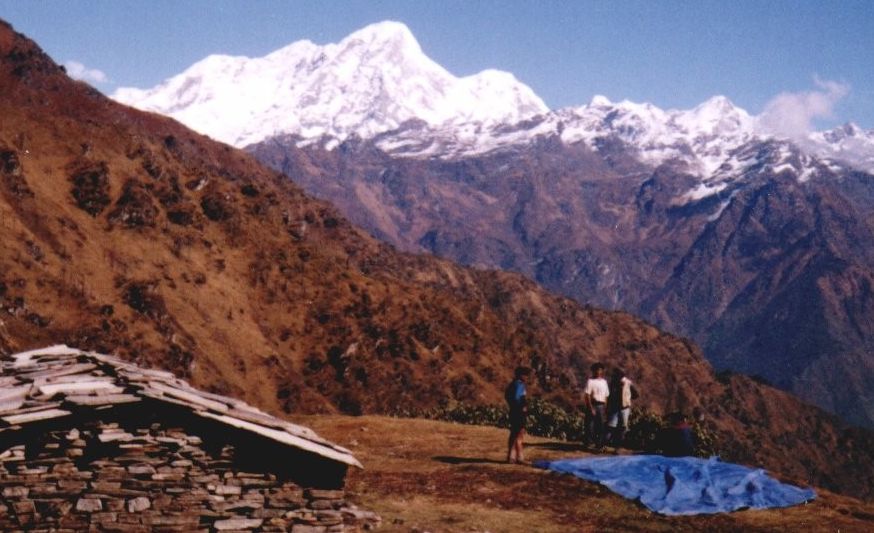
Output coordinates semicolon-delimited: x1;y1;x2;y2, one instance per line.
606;367;638;449
661;411;696;457
505;366;531;464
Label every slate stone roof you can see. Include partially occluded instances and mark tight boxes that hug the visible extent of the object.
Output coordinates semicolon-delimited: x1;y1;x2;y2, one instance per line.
0;345;361;468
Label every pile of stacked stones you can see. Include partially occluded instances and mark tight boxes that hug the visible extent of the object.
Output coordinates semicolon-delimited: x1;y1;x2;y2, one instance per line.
0;419;379;531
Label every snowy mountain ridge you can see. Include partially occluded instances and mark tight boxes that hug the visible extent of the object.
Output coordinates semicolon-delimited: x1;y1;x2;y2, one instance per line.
112;20;874;186
112;21;548;149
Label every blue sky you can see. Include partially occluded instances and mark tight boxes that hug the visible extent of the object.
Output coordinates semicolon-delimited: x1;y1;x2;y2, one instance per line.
2;0;873;129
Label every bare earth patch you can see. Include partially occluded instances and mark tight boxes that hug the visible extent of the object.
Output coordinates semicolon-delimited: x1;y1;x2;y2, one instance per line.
294;415;874;533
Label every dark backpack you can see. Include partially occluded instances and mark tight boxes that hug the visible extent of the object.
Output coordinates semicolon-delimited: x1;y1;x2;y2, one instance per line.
505;380;525;411
504;380;517;407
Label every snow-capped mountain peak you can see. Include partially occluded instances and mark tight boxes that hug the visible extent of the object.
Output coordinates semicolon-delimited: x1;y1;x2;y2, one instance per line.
679;95;754;135
112;20;548;148
806;122;874;173
589;94;613;107
338;20;422;54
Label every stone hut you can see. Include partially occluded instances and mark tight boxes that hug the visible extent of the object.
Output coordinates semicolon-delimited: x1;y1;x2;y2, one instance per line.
0;345;379;531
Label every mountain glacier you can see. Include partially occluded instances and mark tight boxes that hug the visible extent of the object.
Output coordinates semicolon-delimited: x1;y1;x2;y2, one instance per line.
112;21;874;188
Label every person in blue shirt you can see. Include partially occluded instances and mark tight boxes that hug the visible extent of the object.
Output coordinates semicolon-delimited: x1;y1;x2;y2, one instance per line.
505;366;531;464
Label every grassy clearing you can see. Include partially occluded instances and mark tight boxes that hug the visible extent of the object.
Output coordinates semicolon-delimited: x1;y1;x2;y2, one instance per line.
293;415;874;532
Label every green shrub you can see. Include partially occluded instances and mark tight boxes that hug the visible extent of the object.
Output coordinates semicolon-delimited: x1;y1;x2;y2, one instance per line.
391;401;718;456
625;408;666;452
525;398;585;441
624;408;720;457
691;421;720;457
442;403;507;427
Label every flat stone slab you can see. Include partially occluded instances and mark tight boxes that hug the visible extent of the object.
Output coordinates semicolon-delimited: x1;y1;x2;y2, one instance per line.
38;380;123;396
66;393;141;406
75;497;104;512
2;408;72;425
126;496;151;513
214;517;264;530
2;486;29;498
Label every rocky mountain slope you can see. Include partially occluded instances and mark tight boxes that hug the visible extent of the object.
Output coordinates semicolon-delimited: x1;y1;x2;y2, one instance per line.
252;134;874;430
2;19;874;499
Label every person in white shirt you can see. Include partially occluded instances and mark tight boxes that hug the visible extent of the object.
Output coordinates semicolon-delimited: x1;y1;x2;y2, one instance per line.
583;362;609;449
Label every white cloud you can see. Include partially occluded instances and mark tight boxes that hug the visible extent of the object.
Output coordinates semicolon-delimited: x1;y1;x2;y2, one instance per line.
64;60;109;84
758;78;850;138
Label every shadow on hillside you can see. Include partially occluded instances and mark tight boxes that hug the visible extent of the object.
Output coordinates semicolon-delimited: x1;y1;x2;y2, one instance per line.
528;442;587;452
432;456;507;465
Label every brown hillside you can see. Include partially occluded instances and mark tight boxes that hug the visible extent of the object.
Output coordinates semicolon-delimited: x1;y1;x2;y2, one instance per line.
0;19;873;500
252;126;874;431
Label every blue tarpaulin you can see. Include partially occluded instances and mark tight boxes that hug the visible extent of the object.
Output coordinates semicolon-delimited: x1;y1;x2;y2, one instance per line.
536;455;816;515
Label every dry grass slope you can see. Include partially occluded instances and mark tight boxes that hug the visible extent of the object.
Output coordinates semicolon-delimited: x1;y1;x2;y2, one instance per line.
297;415;874;533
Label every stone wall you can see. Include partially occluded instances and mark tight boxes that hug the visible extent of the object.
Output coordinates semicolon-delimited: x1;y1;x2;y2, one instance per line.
0;416;379;532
